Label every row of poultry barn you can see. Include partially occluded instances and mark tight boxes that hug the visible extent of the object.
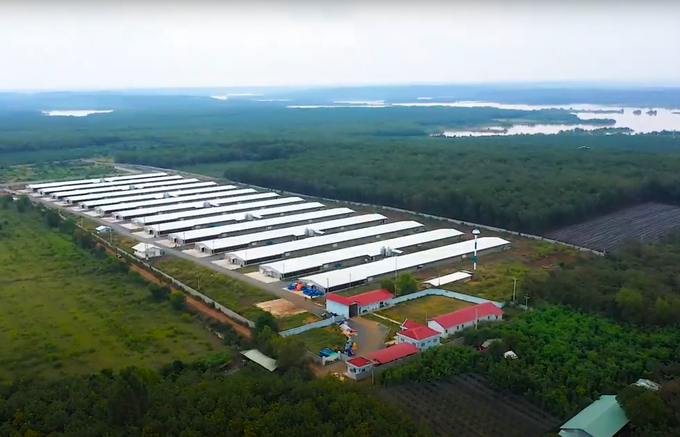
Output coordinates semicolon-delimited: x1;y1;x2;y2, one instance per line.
27;172;511;294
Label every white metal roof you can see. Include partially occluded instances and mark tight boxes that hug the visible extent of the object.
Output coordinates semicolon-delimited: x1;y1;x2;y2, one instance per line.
69;181;221;203
171;208;353;243
52;176;186;198
301;237;511;290
133;197;304;225
131;242;160;252
261;228;461;275
261;227;461;274
145;202;325;235
95;188;257;214
195;214;384;252
116;192;278;220
230;218;416;263
63;178;203;201
423;271;472;287
241;349;277;372
80;183;225;208
39;174;177;195
27;172;167;190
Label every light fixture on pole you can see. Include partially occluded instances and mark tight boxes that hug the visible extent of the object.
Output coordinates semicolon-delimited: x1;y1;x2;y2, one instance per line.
472;227;481;272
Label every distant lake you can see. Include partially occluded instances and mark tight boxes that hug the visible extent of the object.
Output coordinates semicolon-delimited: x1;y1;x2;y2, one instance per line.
286;101;680;135
42;110;113;117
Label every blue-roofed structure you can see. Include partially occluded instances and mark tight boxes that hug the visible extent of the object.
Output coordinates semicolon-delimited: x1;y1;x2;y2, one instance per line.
559;395;629;437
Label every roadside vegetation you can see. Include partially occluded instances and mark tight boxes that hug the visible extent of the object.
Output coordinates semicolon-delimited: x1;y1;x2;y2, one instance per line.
0;198;223;380
0;160;115;184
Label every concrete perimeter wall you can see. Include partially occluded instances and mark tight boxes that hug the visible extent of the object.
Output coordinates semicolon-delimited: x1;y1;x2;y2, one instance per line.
390;288;504;308
279;315;345;337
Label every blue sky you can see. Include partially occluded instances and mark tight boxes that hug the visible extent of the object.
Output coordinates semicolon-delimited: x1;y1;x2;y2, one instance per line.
1;1;679;90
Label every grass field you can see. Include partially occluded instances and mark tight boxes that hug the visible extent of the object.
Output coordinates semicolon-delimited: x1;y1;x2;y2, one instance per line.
376;295;473;325
152;258;274;321
0;207;223;380
295;326;347;353
0;161;117;184
276;312;322;331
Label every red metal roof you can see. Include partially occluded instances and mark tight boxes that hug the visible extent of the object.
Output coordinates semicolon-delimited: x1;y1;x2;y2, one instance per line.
398;325;441;341
346;356;372;368
430;302;504;329
368;342;419;365
401;319;425;330
325;289;394;308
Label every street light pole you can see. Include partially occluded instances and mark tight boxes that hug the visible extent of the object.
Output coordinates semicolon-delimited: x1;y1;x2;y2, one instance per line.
524;294;530;309
472;227;481;272
512;278;517;302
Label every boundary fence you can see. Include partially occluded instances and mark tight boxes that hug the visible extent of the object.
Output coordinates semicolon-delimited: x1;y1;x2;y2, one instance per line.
280;315;344;337
390;288;504;308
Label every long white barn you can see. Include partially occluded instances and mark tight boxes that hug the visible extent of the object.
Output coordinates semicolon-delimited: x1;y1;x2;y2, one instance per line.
170;208;355;245
78;183;230;209
94;188;257;216
144;202;326;237
228;218;420;266
28;172;167;191
65;178;207;203
38;173;173;195
134;197;305;226
300;237;511;292
52;176;185;199
115;192;278;220
199;214;387;255
259;228;463;280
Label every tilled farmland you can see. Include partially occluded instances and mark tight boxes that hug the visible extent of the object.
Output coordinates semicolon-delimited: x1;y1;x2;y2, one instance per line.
380;374;560;437
547;203;680;252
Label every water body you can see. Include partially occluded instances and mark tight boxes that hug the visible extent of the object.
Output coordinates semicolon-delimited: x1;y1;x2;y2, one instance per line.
286;101;680;135
42;110;114;117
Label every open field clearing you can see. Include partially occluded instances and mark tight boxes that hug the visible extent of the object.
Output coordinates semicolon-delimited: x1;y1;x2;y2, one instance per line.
381;374;561;437
152;258;274;321
376;295;473;324
295;326;347;353
0;161;117;184
547;202;680;252
0;207;221;380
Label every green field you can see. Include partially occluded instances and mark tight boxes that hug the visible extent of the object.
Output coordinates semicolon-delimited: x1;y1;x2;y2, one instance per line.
0;206;222;380
0;161;117;184
295;326;347;353
152;258;274;321
376;295;473;325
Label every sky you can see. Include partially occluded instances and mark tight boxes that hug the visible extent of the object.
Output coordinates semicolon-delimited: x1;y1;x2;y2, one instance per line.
1;0;679;91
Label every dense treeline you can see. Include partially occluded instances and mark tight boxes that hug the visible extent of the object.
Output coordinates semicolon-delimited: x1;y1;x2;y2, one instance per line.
524;233;680;326
0;365;434;437
380;306;680;434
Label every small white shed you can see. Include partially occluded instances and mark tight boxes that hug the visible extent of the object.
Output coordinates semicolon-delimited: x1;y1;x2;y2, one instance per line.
132;242;165;260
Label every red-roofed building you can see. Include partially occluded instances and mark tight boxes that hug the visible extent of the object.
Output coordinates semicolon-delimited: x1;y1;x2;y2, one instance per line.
369;342;419;364
345;356;373;380
428;302;504;338
400;319;425;330
325;289;394;318
397;325;441;350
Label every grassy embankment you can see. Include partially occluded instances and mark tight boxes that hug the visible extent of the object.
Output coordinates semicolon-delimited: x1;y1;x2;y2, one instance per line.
0;206;222;380
0;161;117;184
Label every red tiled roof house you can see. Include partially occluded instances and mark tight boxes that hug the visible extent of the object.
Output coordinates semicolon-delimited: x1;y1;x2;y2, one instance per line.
428;302;504;338
344;343;420;380
325;289;394;318
396;324;441;351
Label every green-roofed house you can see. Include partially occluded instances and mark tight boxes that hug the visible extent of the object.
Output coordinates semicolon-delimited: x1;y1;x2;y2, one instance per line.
559;395;630;437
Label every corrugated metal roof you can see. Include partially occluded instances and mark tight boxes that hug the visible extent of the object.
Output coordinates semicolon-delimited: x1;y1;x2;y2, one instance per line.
429;302;503;329
145;202;325;235
260;227;459;276
172;208;354;243
67;180;216;202
397;325;440;341
229;215;398;262
325;289;394;307
95;188;256;214
132;242;160;252
81;183;232;208
241;349;278;372
197;214;382;252
28;172;167;190
120;192;278;220
133;197;304;225
368;343;418;364
39;174;174;195
301;237;511;290
559;395;629;437
424;271;472;286
52;176;185;198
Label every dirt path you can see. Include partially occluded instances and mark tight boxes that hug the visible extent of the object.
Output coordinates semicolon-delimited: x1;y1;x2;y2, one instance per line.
101;245;251;338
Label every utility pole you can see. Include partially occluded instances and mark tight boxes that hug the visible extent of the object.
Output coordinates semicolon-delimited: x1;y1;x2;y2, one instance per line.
474;307;478;330
524;294;531;310
472;227;481;272
512;278;518;303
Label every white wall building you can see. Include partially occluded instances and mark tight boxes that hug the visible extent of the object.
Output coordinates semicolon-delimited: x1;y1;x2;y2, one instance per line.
395;324;441;351
132;243;165;260
428;302;504;338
